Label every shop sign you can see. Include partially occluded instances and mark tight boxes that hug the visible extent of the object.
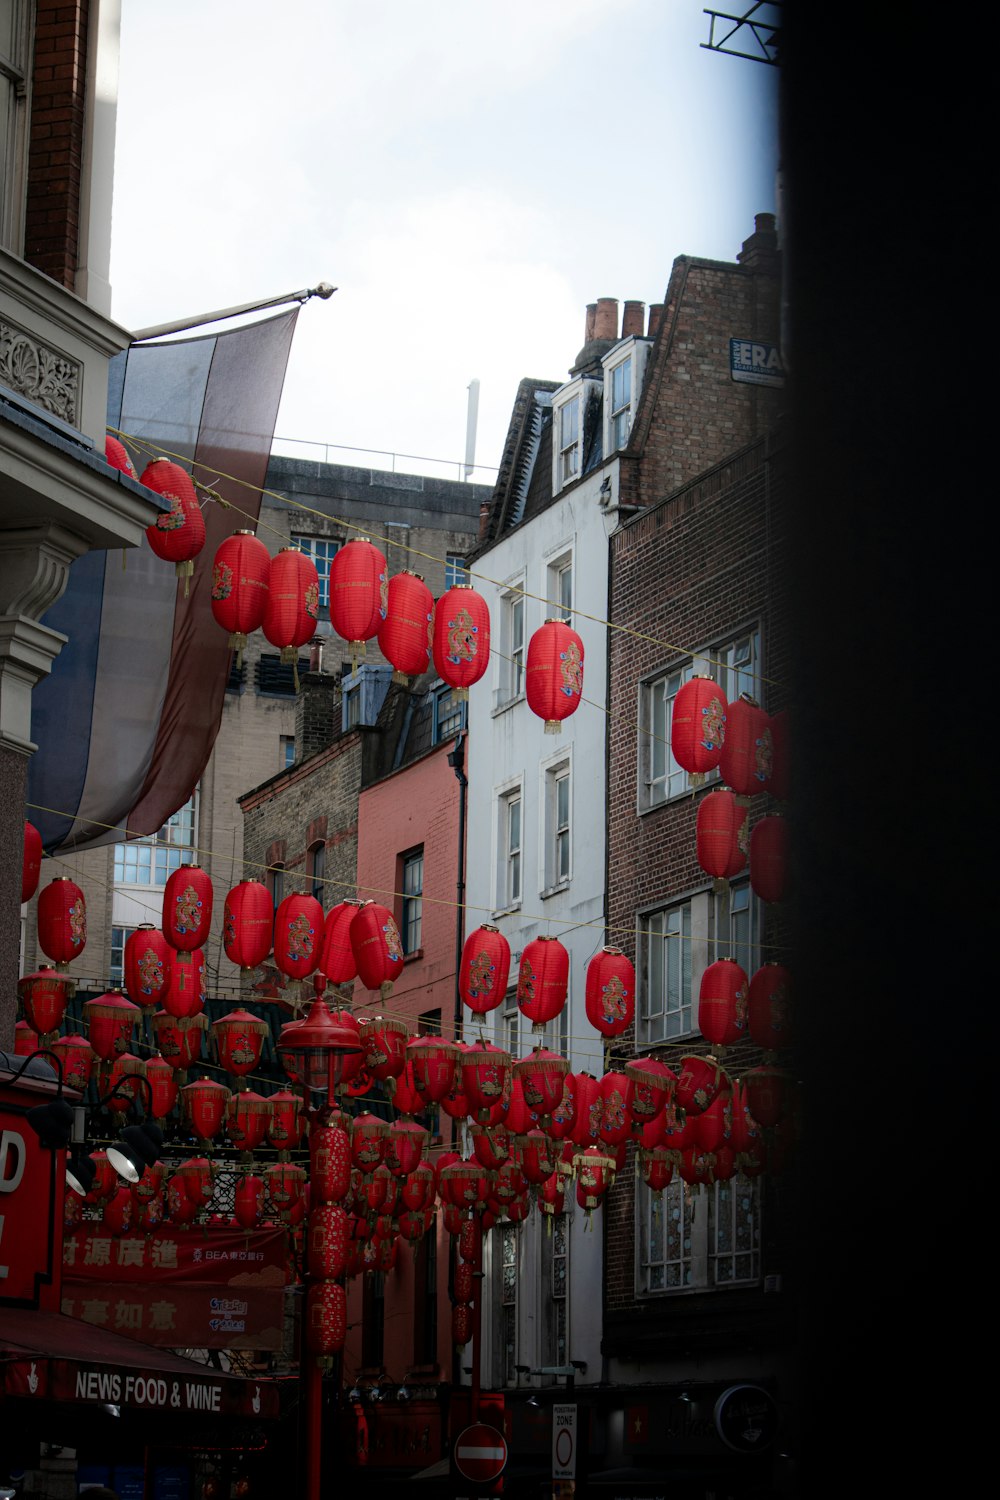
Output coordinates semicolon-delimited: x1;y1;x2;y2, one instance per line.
713;1384;779;1454
6;1357;278;1417
729;338;785;386
63;1225;290;1284
60;1282;285;1350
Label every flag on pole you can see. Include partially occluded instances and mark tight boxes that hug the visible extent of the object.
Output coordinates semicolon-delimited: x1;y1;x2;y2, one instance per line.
28;308;299;853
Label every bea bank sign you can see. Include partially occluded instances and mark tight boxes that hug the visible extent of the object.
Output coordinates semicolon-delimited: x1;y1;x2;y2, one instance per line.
1;1097;61;1310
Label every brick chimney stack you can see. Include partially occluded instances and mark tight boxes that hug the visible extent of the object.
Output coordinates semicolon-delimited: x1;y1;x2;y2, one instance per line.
295;670;341;759
584;303;597;343
737;213;779;274
647;304;665;338
622;301;645;338
479;499;491;539
593;298;619;341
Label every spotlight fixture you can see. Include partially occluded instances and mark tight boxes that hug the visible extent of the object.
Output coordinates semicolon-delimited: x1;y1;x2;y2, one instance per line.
527;1392;541;1409
106;1121;164;1184
25;1097;74;1149
347;1384;362;1403
65;1147;97;1197
397;1382;411;1403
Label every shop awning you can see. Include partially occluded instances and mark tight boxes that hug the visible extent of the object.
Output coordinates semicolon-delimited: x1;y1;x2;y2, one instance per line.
0;1308;281;1419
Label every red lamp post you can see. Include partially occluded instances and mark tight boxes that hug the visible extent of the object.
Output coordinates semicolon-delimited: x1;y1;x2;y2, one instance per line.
276;999;363;1500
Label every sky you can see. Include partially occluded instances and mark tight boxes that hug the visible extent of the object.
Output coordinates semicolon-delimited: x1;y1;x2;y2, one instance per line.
109;1;779;485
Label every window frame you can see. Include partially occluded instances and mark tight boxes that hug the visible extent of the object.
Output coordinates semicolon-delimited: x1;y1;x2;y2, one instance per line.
290;533;341;610
495;577;526;711
308;840;326;905
400;846;424;956
608;352;633;450
637;1173;763;1297
432;681;466;744
109;925;137;989
557;394;580;486
0;0;32;255
494;782;524;915
637;626;763;813
544;544;574;625
445;554;468;590
112;792;199;889
539;750;572;896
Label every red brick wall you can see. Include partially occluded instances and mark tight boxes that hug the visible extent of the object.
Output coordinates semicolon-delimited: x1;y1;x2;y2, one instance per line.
24;0;89;287
604;433;791;1323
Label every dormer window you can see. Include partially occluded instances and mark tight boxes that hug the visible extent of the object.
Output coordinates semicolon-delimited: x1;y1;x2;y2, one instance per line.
558;396;580;485
603;337;652;456
609;356;632;449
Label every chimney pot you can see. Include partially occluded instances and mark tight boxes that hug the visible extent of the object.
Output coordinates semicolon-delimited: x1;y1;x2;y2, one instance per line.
647;303;665;338
584;303;597;343
622;300;644;338
593;297;619;342
479;500;490;540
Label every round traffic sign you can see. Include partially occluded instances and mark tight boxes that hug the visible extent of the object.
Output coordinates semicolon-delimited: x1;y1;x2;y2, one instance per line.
454;1421;508;1482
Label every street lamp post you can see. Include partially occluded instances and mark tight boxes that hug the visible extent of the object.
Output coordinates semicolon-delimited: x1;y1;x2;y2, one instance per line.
276;998;362;1500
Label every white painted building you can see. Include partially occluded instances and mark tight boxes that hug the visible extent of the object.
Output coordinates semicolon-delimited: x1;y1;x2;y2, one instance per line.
463;299;658;1393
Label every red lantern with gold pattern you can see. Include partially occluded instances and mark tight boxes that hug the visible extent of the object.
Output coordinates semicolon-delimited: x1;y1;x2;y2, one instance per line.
440;1044;472;1119
273;893;324;982
22;821;42;904
696;787;748;881
730;1081;761;1156
141;458;206;588
461;1041;512;1124
105;433;136;479
546;1072;578;1143
526;618;584;734
459;925;510;1016
166;1177;199;1226
407;1036;460;1106
432;585;491;699
516;936;569;1033
151;1010;206;1073
103;1185;134;1237
454;1258;475;1303
442;1202;465;1236
641;1147;676;1194
163;865;213;953
310;1124;352;1204
210;531;271;660
161;948;205;1019
329;537;388;659
452;1303;472;1349
584;947;635;1039
670;676;727;777
104;1052;147;1112
750;814;789;904
385;1119;429;1178
698;958;750;1050
679;1146;717;1186
142;1055;178;1119
18;966;71;1041
693;1085;733;1153
748;963;792;1052
181;1077;231;1142
538;1173;566;1217
570;1074;603;1149
123;926;172;1008
674;1055;725;1117
266;1089;306;1151
307;1280;347;1356
234;1175;265;1230
50;1033;94;1093
177;1156;216;1209
440;1159;493;1215
84;1150;118;1205
390;1058;423;1115
319;900;363;988
350;1113;389;1173
459;1217;482;1266
379;570;434;682
226;1091;271;1153
470;1122;510;1172
401;1160;436;1215
263;547;320;662
514;1048;570;1126
719;694;770;795
308;1204;349;1280
624;1057;676;1138
350;901;404;995
520;1129;558;1186
212;1008;268;1081
37;877;87;968
743;1065;790;1129
223;882;274;972
359;1014;408;1082
575;1146;616;1213
597;1071;634;1149
265;1162;307;1215
83;990;139;1061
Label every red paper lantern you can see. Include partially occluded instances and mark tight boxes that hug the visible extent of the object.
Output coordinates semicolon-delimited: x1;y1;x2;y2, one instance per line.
22;821;42;904
525;618;584;733
748;962;792;1051
385;1119;429;1178
442;1202;465;1236
584;947;635;1039
743;1065;790;1129
85;1150;118;1205
641;1147;676;1193
378;570;434;681
750;814;789;903
597;1072;634;1149
359;1014;408;1081
538;1173;566;1217
389;1058;422;1115
693;1086;733;1153
670;676;727;777
177;1156;216;1208
514;1048;570;1126
307;1279;347;1356
769;709;791;802
698;959;750;1050
674;1055;725;1117
308;1204;349;1280
151;1011;207;1073
265;1162;307;1214
145;1055;179;1118
575;1146;616;1213
546;1072;578;1142
37;877;87;967
319;900;363;987
516;937;569;1033
50;1033;94;1093
401;1161;436;1214
440;1045;472;1119
83;990;139;1061
104;1052;147;1112
365;1163;398;1219
166;1177;199;1226
273;893;324;982
695;788;749;881
234;1175;265;1230
18;966;71;1040
407;1036;460;1106
713;1143;736;1182
181;1077;231;1142
459;925;511;1016
123;926;173;1008
210;531;271;659
226;1091;271;1153
432;585;491;699
310;1124;352;1204
263;547;319;662
462;1041;512;1124
679;1146;717;1186
350;1113;389;1172
161;948;206;1019
350;901;404;994
452;1303;472;1348
223;882;274;971
470;1123;511;1172
454;1258;475;1303
105;433;136;479
440;1160;493;1214
520;1130;558;1185
624;1057;676;1137
266;1089;306;1151
719;694;770;796
212;1008;268;1079
730;1081;762;1156
459;1217;482;1265
570;1074;603;1149
103;1185;134;1237
329;537;389;658
163;865;213;953
141;458;206;587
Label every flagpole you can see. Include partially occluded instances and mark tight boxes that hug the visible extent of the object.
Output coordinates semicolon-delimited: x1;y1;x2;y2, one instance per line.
131;283;336;342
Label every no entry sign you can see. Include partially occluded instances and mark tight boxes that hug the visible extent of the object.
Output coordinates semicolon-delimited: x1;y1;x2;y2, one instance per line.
454;1421;508;1483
